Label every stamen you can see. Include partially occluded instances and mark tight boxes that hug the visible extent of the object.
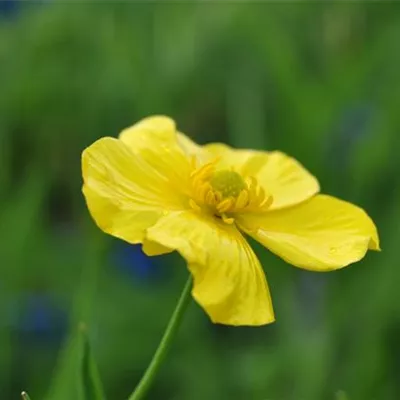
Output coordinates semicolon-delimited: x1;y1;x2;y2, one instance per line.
246;177;258;203
189;163;272;221
217;198;234;213
196;183;211;202
190;162;214;180
205;190;216;205
235;190;249;209
221;214;235;224
256;186;266;204
189;199;201;212
260;195;274;209
214;191;222;203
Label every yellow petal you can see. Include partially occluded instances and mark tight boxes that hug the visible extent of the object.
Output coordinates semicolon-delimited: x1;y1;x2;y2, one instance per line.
142;239;172;256
146;211;275;326
205;143;257;169
119;116;192;194
119;115;176;151
205;143;319;210
176;132;203;156
238;194;380;271
176;131;215;169
82;137;184;244
120;115;204;161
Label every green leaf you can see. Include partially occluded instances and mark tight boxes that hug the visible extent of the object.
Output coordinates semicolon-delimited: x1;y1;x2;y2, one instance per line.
336;390;349;400
46;323;106;400
81;324;106;400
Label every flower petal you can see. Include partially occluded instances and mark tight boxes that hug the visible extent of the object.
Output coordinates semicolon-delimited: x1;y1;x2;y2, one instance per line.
119;115;177;151
120;114;205;161
176;132;203;156
142;239;172;256
238;194;380;271
82;137;184;244
119;116;192;194
146;211;275;326
205;143;319;209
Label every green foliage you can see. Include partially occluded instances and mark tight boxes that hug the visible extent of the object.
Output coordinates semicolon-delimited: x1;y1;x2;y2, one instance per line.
46;324;105;400
0;2;399;400
336;391;349;400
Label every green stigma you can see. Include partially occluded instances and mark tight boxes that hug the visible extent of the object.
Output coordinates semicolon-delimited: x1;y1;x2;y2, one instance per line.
210;170;246;198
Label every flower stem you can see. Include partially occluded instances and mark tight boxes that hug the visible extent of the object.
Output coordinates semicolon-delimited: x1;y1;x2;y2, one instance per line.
128;275;193;400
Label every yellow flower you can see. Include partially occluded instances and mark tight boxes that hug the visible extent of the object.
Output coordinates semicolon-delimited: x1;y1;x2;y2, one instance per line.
82;116;380;326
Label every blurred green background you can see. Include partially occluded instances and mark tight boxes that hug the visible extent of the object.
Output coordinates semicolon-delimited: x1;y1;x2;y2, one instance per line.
1;2;399;400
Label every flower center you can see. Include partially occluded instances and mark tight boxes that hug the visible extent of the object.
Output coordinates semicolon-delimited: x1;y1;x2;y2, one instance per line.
189;161;273;224
209;170;246;199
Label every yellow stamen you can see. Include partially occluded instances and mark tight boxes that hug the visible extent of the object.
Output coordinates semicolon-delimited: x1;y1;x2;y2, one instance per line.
189;164;273;222
190;162;214;180
235;190;249;209
205;190;217;205
221;214;235;224
256;186;266;204
217;198;234;213
189;199;201;212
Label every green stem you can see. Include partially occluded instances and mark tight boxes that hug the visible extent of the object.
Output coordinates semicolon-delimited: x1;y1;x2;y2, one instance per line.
128;275;193;400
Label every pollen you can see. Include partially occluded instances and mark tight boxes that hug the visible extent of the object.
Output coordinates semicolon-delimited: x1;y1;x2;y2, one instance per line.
210;170;246;199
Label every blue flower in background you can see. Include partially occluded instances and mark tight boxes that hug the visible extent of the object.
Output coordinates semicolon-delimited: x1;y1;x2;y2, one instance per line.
0;0;19;17
112;242;166;283
6;292;67;345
